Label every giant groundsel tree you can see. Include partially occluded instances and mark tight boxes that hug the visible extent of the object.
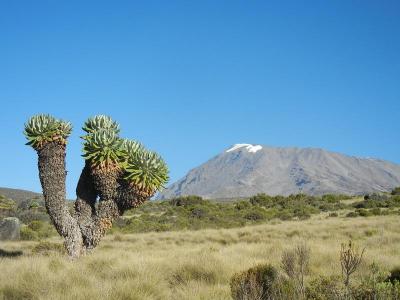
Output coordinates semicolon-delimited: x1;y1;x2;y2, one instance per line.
24;114;168;258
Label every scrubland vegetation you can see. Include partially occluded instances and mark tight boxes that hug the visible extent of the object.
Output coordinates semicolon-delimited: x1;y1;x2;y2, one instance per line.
1;215;400;299
2;189;400;299
111;193;400;234
3;192;400;240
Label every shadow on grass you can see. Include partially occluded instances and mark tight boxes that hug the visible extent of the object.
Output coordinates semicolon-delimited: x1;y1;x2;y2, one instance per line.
0;248;23;258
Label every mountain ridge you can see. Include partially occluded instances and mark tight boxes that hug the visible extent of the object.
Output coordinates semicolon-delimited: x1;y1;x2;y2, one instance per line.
158;144;400;199
0;187;43;204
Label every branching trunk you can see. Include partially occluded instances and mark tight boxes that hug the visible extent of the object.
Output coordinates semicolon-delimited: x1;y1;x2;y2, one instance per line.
37;142;83;257
36;142;149;257
74;162;97;250
25;114;165;258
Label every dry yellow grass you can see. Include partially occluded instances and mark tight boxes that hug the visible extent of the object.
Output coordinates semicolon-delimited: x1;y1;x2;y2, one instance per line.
1;215;399;300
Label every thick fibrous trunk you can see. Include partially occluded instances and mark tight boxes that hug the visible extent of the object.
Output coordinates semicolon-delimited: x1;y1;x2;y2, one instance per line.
86;168;121;247
117;182;149;210
75;163;97;249
36;143;151;257
74;164;122;249
37;142;83;257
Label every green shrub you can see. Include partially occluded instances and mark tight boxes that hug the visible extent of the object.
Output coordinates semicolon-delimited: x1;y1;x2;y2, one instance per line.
26;220;56;239
346;211;358;218
322;194;352;202
249;194;274;207
20;226;38;240
169;195;206;207
31;241;65;256
243;209;267;221
190;207;208;219
357;208;372;217
294;209;311;220
0;285;34;300
115;193;354;234
306;275;344;300
364;229;377;237
388;267;400;284
371;208;382;216
353;264;400;299
391;187;400;196
230;264;278;300
28;220;45;231
373;281;400;299
364;193;389;201
170;263;218;286
235;200;251;210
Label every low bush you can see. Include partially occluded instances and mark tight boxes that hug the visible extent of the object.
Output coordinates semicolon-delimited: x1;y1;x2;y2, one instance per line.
346;212;358;218
388;267;400;284
20;226;38;241
306;275;345;299
357;208;372;217
169;195;206;207
170;263;218;286
353;264;400;299
363;193;389;201
113;193;365;233
283;244;310;290
371;208;382;216
31;241;65;256
230;264;278;300
243;209;267;221
391;187;400;196
19;220;56;240
235;200;251;210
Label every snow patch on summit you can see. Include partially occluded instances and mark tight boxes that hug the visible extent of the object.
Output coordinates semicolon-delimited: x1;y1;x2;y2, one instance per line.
226;144;263;153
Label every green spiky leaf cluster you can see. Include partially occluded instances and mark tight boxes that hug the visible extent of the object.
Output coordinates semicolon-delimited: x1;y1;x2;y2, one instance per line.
82;115;120;135
82;115;169;193
82;129;125;168
24;114;72;149
24;114;169;194
121;139;143;156
124;149;169;194
82;115;125;168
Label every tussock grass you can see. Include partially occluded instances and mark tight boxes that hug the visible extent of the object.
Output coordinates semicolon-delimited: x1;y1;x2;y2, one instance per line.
1;215;400;299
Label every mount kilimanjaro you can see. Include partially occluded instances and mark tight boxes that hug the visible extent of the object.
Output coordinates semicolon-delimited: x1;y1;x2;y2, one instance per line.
158;144;400;199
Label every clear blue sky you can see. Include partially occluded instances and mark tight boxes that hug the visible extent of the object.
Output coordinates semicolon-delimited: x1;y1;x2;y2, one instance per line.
1;1;399;198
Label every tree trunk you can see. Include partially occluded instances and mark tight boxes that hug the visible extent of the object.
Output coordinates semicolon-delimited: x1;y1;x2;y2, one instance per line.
79;167;121;249
74;163;98;250
37;142;83;258
36;143;150;257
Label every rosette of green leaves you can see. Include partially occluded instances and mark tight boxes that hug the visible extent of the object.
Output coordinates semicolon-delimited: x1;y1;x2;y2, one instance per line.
82;129;125;168
124;145;169;194
82;115;120;134
120;139;142;160
24;114;72;149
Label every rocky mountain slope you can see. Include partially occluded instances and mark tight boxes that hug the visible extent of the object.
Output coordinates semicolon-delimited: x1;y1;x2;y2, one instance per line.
159;144;400;199
0;187;42;204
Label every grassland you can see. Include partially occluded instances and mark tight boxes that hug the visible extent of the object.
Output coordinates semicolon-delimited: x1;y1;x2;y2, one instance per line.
1;215;400;300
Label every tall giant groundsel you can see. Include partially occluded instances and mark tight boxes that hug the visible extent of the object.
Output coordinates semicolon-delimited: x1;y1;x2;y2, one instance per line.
24;114;169;258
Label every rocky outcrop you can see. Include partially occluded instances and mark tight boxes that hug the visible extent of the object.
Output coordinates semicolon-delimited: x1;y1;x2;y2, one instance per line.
0;217;21;240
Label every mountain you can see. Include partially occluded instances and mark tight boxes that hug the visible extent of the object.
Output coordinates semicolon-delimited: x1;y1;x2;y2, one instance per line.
158;144;400;199
0;187;43;204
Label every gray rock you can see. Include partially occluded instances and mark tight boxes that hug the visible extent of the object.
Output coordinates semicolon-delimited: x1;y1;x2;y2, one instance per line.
159;144;400;199
0;217;21;240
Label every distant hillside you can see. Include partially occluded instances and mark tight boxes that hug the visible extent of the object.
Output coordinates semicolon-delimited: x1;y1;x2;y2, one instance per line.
0;187;42;204
159;144;400;199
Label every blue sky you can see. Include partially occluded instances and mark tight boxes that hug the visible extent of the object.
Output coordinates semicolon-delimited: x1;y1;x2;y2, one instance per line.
1;1;399;198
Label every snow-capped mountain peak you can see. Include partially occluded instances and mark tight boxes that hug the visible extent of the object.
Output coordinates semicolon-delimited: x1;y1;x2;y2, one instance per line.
226;143;263;153
158;145;400;199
